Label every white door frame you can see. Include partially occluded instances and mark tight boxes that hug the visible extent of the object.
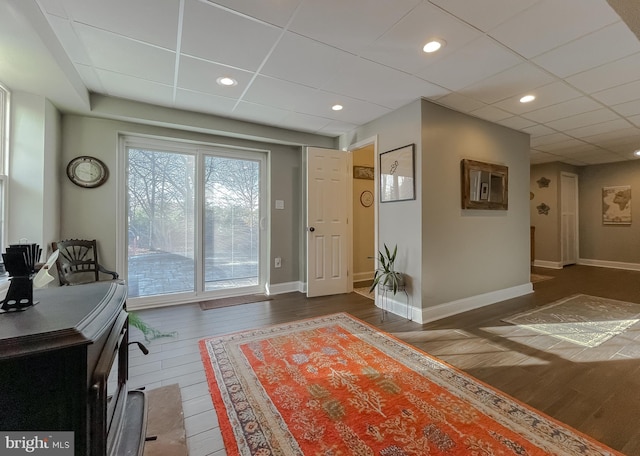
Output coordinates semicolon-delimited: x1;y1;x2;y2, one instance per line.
348;136;378;300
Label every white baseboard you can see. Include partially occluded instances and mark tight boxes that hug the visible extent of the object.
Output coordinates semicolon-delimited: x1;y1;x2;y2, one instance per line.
577;258;640;271
267;281;304;295
353;271;374;283
418;283;534;324
533;260;563;269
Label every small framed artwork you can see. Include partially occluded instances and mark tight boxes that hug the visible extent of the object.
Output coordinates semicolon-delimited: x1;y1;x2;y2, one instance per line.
379;144;415;203
602;185;631;224
353;166;374;180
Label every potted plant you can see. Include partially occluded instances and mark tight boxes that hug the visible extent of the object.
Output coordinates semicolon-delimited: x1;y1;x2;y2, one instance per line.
369;243;405;295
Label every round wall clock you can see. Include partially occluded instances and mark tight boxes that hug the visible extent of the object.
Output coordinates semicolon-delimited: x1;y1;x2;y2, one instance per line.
66;156;109;188
360;190;374;207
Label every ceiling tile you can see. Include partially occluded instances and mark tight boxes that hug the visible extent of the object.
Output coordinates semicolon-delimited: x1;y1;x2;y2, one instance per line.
74;64;104;93
629;114;640;127
63;0;180;49
578;152;628;164
36;0;70;18
46;15;92;66
75;24;176;85
459;62;555;104
289;0;421;54
531;132;574;147
469;105;512;122
293;91;392;125
612;99;640;117
243;75;329;112
415;36;522;91
181;0;281;71
95;69;174;106
521;97;603;123
204;0;302;27
261;32;354;88
429;0;539;32
565;118;632;139
432;93;485;113
530;150;563;164
496;116;537;130
359;2;482;74
321;57;448;109
532;22;640;78
177;56;253;97
488;0;619;58
280;111;333;133
233;100;291;125
492;81;582;115
591;79;640;106
566;52;640;94
522;124;557;137
534;138;592;152
174;88;237;115
545;108;620;131
317;120;359;136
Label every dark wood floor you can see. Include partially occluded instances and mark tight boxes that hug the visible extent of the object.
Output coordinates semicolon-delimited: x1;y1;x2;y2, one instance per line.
129;265;640;455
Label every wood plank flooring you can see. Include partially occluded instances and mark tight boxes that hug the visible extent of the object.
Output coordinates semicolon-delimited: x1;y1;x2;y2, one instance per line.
129;265;640;455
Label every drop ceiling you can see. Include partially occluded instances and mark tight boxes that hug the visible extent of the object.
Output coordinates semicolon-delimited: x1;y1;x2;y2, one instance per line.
13;0;640;165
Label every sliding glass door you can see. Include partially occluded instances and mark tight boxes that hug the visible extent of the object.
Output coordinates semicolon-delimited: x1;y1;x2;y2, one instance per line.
124;137;266;305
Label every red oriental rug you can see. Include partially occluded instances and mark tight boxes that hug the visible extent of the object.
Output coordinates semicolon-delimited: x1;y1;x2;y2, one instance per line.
199;313;621;456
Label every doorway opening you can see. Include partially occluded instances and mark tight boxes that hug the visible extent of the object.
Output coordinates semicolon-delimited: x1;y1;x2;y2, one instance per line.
350;140;377;300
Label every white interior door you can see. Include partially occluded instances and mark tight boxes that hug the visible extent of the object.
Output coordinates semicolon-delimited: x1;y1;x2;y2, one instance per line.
306;147;350;297
561;172;578;265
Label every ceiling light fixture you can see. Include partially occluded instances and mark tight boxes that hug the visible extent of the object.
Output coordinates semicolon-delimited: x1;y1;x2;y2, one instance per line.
634;149;640;157
217;77;237;87
332;104;343;111
520;94;536;103
423;39;445;53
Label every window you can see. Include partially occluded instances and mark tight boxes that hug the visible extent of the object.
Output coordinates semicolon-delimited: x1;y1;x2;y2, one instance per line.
121;136;267;306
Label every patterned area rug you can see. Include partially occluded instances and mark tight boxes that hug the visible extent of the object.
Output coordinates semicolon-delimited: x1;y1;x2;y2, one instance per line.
199;313;621;455
503;294;640;347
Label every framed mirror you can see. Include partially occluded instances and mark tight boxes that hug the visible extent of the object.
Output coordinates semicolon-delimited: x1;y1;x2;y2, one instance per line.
461;159;508;210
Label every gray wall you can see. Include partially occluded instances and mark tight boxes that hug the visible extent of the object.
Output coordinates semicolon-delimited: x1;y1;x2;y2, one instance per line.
530;163;562;263
344;99;423;303
61;114;306;285
343;99;531;319
421;100;531;307
579;160;640;264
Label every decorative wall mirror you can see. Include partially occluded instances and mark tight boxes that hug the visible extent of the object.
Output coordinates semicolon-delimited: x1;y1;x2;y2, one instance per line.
461;159;508;210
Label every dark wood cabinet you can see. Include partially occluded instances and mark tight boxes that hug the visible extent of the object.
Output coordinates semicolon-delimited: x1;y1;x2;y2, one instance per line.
0;282;130;456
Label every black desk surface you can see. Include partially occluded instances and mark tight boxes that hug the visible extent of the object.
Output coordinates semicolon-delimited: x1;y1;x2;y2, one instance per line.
0;282;127;359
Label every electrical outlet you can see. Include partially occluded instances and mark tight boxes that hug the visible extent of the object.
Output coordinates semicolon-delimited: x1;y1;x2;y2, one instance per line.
274;257;282;268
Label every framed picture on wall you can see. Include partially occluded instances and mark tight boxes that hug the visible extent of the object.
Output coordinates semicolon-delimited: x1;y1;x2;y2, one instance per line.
602;185;631;224
379;144;415;203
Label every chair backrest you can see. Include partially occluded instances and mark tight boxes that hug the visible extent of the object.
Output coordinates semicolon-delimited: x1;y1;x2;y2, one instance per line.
51;239;102;286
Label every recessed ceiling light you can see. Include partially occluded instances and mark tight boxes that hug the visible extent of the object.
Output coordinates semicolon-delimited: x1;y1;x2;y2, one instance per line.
634;149;640;157
332;104;343;111
217;77;237;87
423;39;445;53
520;95;536;103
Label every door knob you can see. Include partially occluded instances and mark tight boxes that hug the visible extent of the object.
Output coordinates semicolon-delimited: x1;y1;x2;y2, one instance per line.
309;227;315;232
